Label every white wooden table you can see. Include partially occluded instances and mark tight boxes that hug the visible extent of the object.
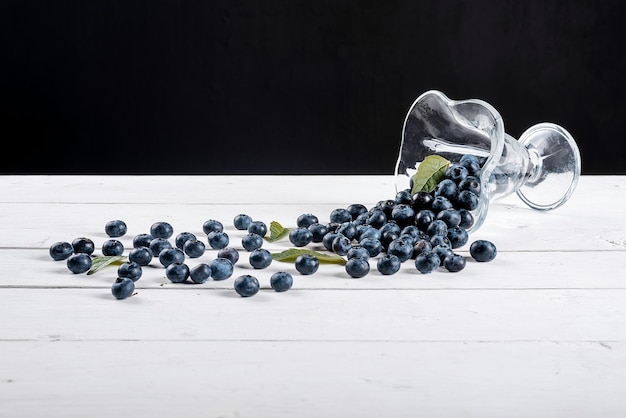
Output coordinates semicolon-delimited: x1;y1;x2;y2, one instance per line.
1;175;625;418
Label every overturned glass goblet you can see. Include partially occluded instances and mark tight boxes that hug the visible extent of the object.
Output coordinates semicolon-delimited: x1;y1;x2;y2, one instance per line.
394;90;581;233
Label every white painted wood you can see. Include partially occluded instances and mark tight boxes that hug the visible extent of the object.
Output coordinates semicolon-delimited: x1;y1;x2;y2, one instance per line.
1;175;625;418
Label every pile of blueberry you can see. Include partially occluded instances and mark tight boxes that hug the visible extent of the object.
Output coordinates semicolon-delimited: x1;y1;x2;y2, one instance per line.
48;154;497;299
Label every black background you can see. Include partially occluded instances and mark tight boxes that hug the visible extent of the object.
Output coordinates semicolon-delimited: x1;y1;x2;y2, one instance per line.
2;0;625;175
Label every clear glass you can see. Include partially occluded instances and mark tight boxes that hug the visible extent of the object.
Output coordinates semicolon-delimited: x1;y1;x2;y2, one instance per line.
394;90;581;233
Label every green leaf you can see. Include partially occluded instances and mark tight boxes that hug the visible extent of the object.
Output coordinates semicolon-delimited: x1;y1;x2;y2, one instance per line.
410;155;451;194
271;248;347;265
87;255;127;275
265;220;291;242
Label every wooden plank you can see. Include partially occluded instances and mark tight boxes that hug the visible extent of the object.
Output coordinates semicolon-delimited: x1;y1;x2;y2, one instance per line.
3;287;626;342
1;340;625;418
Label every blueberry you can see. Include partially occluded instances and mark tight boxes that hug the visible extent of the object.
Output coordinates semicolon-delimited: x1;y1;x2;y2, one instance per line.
166;262;190;283
105;220;127;238
365;208;387;229
242;233;263;251
459;154;482;176
183;239;206;258
346;203;368;220
289;227;313;247
133;233;154;248
412;239;432;258
415;251;440;274
190;263;212;284
469;240;497;262
456;190;479;211
249;248;272;269
234;275;260;297
447;226;469;249
102;239;124;256
357;225;381;241
49;241;73;261
415;209;436;231
376;199;397;218
433;245;454;264
443;254;466;272
111;277;135;299
331;235;352;256
66;253;92;274
308;223;328;243
150;221;174;239
233;214;253;231
72;237;95;255
207;231;229;250
270;271;293;292
394;189;413;204
458;209;475;229
247;221;268;237
377;253;401;275
217;247;239;265
459;175;481;196
159;248;185;267
426;219;448;237
391;204;416;227
436;209;462;228
431;195;454;213
359;237;383;257
400;225;421;241
322;232;341;252
329;208;352;224
336;222;357;240
295;254;319;275
380;221;401;236
434;179;458;201
387;237;413;262
202;219;224;235
347;246;370;260
175;232;197;250
210;257;234;280
297;213;319;228
117;261;142;281
128;246;153;266
345;257;370;278
445;164;469;183
149;237;172;257
411;191;434;211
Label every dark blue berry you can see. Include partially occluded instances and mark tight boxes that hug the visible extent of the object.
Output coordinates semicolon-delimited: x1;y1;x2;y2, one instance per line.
242;233;263;251
217;247;239;265
72;237;95;255
443;254;466;272
391;204;416;227
66;253;92;274
447;226;469;249
469;240;497;262
128;247;153;266
49;241;73;261
190;263;212;284
295;254;319;275
431;195;454;213
387;237;414;262
345;257;370;278
458;209;475;229
415;209;436;231
296;213;319;228
412;239;432;258
175;232;197;250
377;253;401;275
456;190;479;211
433;245;454;264
270;271;293;292
445;164;469;183
346;203;368;220
207;231;229;250
322;232;341;252
365;209;387;228
159;248;185;267
111;277;134;299
336;222;358;240
347;246;370;260
459;154;481;176
459;175;481;196
102;239;124;256
289;227;313;247
247;221;268;237
150;221;174;239
166;262;190;283
149;237;172;257
415;251;440;274
331;235;352;256
202;219;224;235
133;233;154;248
329;208;352;224
233;214;253;231
357;225;382;241
105;220;127;238
436;209;462;228
411;191;434;211
183;239;206;258
308;223;329;242
234;275;260;297
210;257;234;280
359;237;383;257
426;220;448;237
117;261;142;281
434;179;458;201
395;189;413;204
249;248;272;269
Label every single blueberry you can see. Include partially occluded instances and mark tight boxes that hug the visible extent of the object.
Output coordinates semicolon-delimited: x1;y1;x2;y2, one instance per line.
459;154;482;176
308;223;329;243
347;246;370;260
175;232;197;250
444;164;469;183
394;189;413;204
210;257;234;280
443;254;466;272
129;246;153;266
434;179;458;201
49;241;73;261
336;222;358;240
72;237;95;255
346;203;368;220
166;262;190;283
217;247;239;265
415;209;436;231
183;239;206;258
207;231;229;250
329;208;352;224
234;275;260;297
102;239;124;256
431;195;454;213
433;245;454;264
365;208;387;229
249;248;272;269
233;214;253;231
391;204;416;227
296;213;319;228
270;271;294;292
411;191;434;211
345;257;370;278
105;220;128;238
150;221;174;239
447;226;469;249
202;219;224;235
469;240;497;262
415;251;441;274
133;233;154;248
359;237;383;257
459;175;481;196
66;253;92;274
456;190;479;211
427;219;448;237
322;232;341;252
190;263;212;284
376;199;397;218
242;233;263;251
458;209;475;229
436;209;462;228
380;221;401;236
159;248;185;267
357;225;381;241
400;225;421;241
117;261;142;282
377;253;401;275
412;239;433;258
247;221;268;237
289;227;314;247
111;277;135;299
295;254;319;275
331;235;352;256
149;237;172;257
387;237;413;262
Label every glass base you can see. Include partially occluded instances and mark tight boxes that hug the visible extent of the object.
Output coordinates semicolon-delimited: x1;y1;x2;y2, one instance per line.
516;123;581;211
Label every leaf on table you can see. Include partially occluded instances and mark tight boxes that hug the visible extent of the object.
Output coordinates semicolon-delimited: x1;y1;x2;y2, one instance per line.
265;220;291;242
87;255;127;275
410;155;451;194
271;248;347;265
